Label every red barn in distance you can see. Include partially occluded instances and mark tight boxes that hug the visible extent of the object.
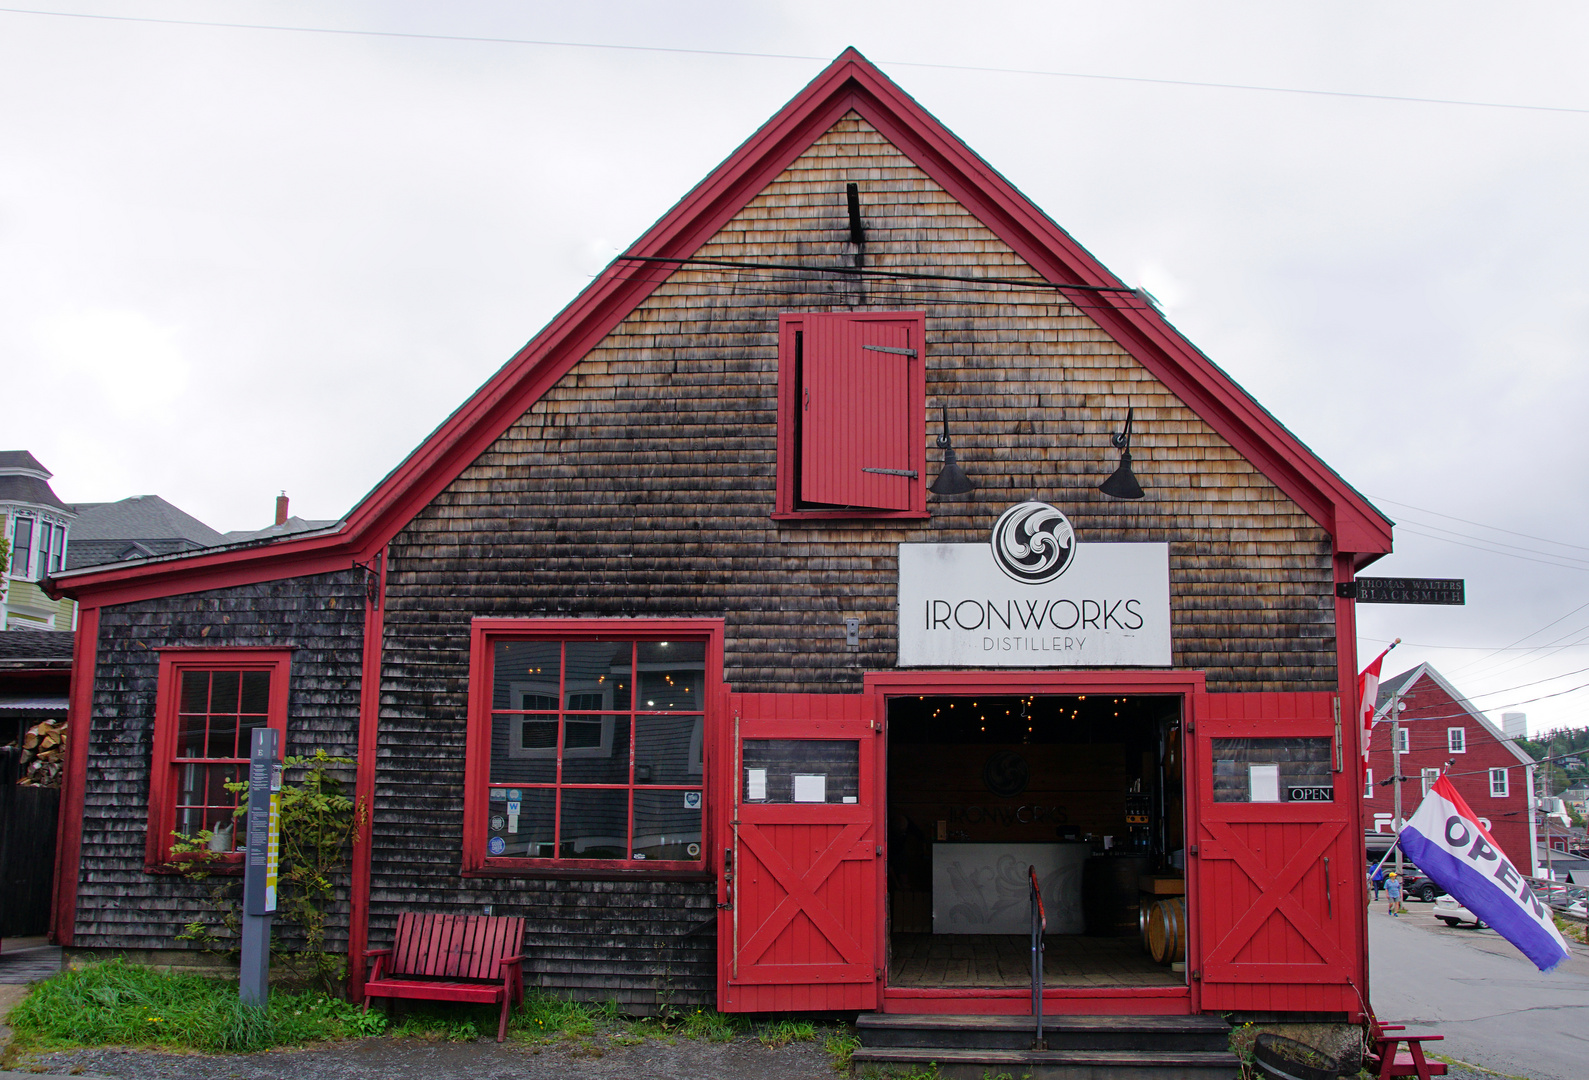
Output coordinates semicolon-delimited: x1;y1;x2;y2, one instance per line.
1367;663;1537;876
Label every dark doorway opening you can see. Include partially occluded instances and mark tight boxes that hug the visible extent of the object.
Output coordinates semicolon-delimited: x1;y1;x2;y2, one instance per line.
885;693;1187;988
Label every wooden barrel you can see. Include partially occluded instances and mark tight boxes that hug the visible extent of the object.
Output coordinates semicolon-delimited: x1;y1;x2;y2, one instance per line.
1148;898;1186;964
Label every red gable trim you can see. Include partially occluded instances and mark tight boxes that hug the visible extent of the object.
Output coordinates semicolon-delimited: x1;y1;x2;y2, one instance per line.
49;48;1390;608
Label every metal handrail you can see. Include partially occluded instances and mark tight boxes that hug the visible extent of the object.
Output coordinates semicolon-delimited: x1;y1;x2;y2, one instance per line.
1029;865;1046;1050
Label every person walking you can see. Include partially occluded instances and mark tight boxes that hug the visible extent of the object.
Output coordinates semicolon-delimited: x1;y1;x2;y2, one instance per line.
1385;872;1403;916
1371;863;1385;901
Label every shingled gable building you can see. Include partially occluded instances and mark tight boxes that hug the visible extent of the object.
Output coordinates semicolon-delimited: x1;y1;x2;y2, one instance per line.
47;51;1393;1033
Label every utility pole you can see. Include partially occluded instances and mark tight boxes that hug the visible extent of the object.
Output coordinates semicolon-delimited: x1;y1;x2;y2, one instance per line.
1391;690;1407;883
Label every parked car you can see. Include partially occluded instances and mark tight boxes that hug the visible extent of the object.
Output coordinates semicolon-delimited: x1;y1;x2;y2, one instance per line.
1376;866;1446;903
1434;894;1484;928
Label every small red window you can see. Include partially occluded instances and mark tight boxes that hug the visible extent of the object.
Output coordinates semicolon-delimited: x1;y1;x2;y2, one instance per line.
775;311;927;518
145;649;290;867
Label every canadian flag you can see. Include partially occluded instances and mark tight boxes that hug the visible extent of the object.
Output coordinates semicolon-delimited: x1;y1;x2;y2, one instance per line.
1358;643;1396;761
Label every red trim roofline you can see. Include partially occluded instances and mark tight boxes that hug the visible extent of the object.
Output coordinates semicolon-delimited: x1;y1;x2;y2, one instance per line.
47;47;1390;609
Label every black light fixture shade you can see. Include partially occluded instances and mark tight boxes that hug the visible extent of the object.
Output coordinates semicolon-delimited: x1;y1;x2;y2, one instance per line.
1098;407;1146;500
929;405;975;495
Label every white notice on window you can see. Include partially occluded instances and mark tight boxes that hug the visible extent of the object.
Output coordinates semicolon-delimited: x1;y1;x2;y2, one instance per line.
792;774;827;803
746;768;767;801
1249;764;1281;803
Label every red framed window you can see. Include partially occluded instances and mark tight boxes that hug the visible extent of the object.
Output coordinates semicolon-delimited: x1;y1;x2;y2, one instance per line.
774;311;927;519
463;619;723;873
145;649;290;867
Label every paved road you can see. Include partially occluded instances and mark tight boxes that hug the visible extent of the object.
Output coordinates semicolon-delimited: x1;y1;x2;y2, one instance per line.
1369;902;1589;1080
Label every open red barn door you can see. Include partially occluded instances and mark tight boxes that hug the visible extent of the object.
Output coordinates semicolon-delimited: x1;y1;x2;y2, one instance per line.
718;693;880;1012
1189;691;1366;1015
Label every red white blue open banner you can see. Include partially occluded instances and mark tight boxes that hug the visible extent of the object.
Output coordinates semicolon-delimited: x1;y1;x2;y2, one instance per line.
1399;775;1571;972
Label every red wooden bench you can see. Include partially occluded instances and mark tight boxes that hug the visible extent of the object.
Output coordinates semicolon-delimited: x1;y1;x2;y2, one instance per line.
1366;1015;1447;1080
363;913;526;1041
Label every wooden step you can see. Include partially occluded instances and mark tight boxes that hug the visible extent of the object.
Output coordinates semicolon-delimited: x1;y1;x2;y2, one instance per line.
849;1046;1241;1080
857;1012;1231;1053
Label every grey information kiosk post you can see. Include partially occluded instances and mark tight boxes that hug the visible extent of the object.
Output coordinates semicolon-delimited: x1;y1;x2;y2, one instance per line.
240;727;282;1007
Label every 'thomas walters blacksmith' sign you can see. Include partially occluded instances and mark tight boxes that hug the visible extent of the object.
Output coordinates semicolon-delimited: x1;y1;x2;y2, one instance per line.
897;502;1171;668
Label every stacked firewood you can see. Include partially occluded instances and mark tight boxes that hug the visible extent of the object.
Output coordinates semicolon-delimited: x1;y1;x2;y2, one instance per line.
17;720;65;787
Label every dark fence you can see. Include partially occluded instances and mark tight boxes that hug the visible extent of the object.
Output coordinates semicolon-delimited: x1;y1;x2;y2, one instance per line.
0;747;58;938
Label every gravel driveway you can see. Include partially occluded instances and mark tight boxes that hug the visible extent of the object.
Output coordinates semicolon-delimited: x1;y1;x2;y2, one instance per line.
18;1032;840;1079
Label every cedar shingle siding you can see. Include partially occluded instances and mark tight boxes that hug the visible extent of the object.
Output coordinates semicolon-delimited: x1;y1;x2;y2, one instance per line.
77;571;364;953
389;113;1334;696
72;113;1334;1009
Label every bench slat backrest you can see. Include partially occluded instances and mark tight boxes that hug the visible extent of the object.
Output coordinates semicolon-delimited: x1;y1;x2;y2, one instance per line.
387;913;525;981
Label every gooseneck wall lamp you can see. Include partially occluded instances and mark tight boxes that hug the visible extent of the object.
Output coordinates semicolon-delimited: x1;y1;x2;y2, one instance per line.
1098;407;1146;500
928;405;975;496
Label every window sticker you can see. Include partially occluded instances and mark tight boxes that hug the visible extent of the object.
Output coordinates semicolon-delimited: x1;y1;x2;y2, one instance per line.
1248;764;1281;803
793;774;827;803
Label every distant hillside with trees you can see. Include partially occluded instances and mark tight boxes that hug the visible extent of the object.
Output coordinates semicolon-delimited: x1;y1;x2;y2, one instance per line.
1516;726;1589;795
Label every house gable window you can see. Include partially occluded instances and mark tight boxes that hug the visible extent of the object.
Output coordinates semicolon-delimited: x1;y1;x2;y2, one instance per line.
1490;768;1509;798
1393;727;1409;753
463;619;722;873
1364;768;1373;799
1448;727;1467;753
145;649;290;866
774;311;927;519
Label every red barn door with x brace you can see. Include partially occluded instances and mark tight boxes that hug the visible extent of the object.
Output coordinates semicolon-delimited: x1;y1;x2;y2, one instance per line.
1190;692;1367;1016
717;692;880;1012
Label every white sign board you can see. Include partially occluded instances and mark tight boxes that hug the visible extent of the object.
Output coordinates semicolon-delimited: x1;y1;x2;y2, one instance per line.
898;541;1171;667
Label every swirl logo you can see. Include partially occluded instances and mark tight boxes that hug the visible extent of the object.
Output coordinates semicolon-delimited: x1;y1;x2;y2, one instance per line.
990;502;1076;584
982;750;1029;798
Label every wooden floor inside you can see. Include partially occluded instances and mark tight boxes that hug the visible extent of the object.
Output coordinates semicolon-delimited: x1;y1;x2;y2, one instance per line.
889;933;1184;988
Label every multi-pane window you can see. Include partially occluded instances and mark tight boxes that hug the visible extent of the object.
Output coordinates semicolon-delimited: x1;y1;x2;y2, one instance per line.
47;524;66;574
6;517;66;580
1364;768;1374;799
1490;768;1510;798
1393;727;1409;753
1421;768;1441;796
468;623;720;870
1448;727;1466;753
10;516;32;578
146;650;289;865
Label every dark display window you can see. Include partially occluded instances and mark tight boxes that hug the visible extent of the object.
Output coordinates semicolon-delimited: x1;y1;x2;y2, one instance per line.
1212;737;1333;802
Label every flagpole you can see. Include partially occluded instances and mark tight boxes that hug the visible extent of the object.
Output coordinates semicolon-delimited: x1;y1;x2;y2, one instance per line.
1392;683;1406;892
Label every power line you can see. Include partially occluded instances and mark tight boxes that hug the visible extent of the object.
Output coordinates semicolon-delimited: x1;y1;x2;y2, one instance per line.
5;6;1589;118
1369;495;1589;555
1395;525;1589;572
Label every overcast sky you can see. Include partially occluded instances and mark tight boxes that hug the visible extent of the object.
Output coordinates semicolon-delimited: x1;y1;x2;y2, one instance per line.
5;2;1588;737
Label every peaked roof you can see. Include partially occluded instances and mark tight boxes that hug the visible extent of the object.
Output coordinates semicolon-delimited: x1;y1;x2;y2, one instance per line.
69;496;225;546
47;48;1392;609
1374;662;1535;766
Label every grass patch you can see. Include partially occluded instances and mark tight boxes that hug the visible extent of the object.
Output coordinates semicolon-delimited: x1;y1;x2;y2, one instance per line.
758;1018;817;1047
677;1006;744;1042
824;1025;860;1071
8;959;385;1055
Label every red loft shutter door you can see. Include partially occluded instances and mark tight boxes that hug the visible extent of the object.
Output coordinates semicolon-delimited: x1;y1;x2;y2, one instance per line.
1189;691;1367;1016
800;314;915;510
717;692;880;1013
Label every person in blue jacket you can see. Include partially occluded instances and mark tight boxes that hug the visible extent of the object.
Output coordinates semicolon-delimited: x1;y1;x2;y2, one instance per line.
1370;862;1385;901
